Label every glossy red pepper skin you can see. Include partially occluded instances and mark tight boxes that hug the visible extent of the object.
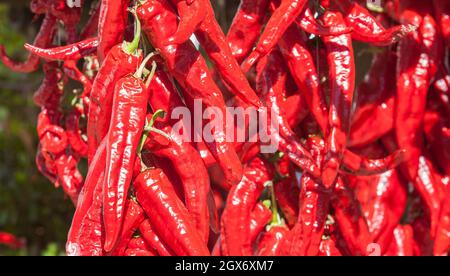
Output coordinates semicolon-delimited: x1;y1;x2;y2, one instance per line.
432;0;450;46
33;62;61;107
226;0;270;63
221;157;274;256
0;12;56;73
435;183;450;256
54;151;84;204
274;177;299;228
257;226;289;256
321;11;356;188
241;0;308;72
103;74;150;252
331;177;372;256
256;50;320;178
124;237;157;256
73;176;104;256
134;168;210;256
278;25;328;134
66;140;106;256
194;1;262;108
137;0;243;186
384;225;415;256
111;200;145;256
332;0;414;46
86;45;142;163
144;125;210;243
139;219;174;256
97;0;130;62
296;7;352;37
349;50;396;148
25;38;98;61
249;202;273;243
340;149;405;176
167;0;206;44
66;104;88;158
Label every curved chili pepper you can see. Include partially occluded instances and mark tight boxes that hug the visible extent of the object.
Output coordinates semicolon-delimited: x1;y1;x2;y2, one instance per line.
349;50;396;148
63;59;93;98
332;0;415;46
37;109;68;155
241;0;308;72
167;0;206;44
435;184;450;256
97;0;130;62
134;168;210;256
139;219;174;256
87;42;142;163
66;140;106;256
36;146;58;185
340;149;405;176
282;94;308;130
424;105;450;176
221;157;274;256
274;177;299;228
103;61;152;251
25;38;99;61
0;12;56;73
432;0;450;46
278;24;328;134
137;0;243;186
192;1;262;108
320;11;355;188
249;202;273;243
226;0;270;63
257;226;289;256
54;151;84;204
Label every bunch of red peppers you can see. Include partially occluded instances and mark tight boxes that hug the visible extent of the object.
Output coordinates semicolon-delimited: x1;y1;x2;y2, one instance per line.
1;0;450;256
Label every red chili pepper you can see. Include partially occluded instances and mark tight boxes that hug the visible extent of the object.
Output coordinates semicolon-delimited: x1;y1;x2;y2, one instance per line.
66;104;88;158
241;0;308;72
0;12;56;73
66;140;106;256
137;0;243;186
63;59;93;99
0;232;25;249
54;150;84;204
36;146;58;185
97;0;130;62
33;62;62;107
139;219;174;256
71;173;104;256
332;0;415;46
435;183;450;256
134;168;210;256
226;0;270;63
257;226;289;256
143;124;210;243
320;11;356;188
102;57;152;251
194;1;262;108
221;157;274;256
25;38;98;61
256;50;320;178
340;148;405;176
349;50;396;148
278;24;328;134
111;199;145;256
167;0;206;44
249;202;273;243
281;94;308;130
274;177;299;228
86;37;142;162
37;109;68;155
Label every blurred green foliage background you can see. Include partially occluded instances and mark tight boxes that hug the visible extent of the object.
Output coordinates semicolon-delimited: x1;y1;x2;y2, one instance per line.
0;3;74;256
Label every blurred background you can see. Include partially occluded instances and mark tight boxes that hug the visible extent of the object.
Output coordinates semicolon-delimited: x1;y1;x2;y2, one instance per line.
0;0;372;256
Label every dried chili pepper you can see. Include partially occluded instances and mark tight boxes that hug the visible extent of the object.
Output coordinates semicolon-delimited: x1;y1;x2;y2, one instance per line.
167;0;206;44
257;226;289;256
0;12;56;73
25;38;98;61
139;219;174;256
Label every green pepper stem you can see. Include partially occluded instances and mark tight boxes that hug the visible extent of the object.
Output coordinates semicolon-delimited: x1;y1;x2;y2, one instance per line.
136;109;168;154
135;52;157;79
125;8;142;54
